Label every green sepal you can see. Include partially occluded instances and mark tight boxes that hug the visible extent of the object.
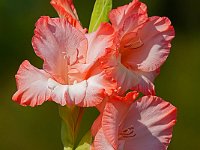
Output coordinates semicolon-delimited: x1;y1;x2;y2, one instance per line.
88;0;112;33
75;131;93;150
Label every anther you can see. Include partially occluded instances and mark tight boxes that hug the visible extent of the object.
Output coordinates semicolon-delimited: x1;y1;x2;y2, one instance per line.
119;125;136;140
73;80;77;85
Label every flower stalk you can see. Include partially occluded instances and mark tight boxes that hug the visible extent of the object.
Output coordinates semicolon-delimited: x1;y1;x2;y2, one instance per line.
59;106;84;149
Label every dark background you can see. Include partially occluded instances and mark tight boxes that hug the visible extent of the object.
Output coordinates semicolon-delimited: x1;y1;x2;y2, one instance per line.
0;0;200;149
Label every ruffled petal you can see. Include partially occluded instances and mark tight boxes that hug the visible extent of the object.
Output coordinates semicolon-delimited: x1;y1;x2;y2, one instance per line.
48;72;116;107
102;102;119;149
32;16;87;84
86;23;114;64
101;51;140;94
93;128;115;150
109;0;147;30
12;60;51;107
78;73;115;107
47;78;69;106
101;92;139;149
122;96;177;150
124;16;175;72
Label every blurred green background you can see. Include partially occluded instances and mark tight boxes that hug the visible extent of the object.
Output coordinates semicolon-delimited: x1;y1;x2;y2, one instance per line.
0;0;200;149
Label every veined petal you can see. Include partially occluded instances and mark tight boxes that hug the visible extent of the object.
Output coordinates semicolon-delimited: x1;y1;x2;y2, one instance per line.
102;102;119;149
102;92;139;149
121;13;148;37
12;60;51;107
93;128;114;150
118;13;148;51
49;72;116;107
32;16;87;84
122;96;177;150
124;17;175;72
86;23;114;64
50;0;78;20
50;0;85;32
109;0;147;30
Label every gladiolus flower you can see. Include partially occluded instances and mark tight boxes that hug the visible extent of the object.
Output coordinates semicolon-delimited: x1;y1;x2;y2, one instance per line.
12;16;116;107
92;92;177;150
101;0;175;95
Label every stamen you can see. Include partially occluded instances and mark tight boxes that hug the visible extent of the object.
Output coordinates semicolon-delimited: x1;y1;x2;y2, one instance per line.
121;32;144;50
124;37;143;49
62;51;67;59
47;78;59;91
73;80;77;85
62;51;71;65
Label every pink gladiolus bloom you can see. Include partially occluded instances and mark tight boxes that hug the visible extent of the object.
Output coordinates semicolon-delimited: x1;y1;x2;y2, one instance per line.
12;16;116;107
92;92;177;150
101;0;175;95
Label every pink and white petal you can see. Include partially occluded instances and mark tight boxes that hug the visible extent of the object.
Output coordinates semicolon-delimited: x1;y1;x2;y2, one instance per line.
76;72;116;107
109;0;147;30
47;78;70;106
131;69;160;95
48;78;86;106
50;0;78;20
49;72;116;107
12;60;51;107
93;128;115;150
121;96;177;150
132;75;155;95
102;51;140;94
32;16;87;83
124;17;175;72
68;80;88;105
86;23;114;65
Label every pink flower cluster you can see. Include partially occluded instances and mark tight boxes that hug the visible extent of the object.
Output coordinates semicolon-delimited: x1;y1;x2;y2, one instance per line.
13;0;177;149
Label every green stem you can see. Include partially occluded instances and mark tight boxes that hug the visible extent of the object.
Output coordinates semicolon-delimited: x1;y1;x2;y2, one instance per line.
59;105;84;150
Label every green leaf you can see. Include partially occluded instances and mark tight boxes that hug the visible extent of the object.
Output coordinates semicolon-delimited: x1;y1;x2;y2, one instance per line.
88;0;112;33
75;131;93;150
